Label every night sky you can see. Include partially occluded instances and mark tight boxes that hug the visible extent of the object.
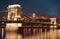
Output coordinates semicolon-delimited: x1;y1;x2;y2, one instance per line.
0;0;60;18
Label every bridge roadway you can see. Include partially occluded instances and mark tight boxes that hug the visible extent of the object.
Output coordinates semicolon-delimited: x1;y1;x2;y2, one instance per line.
0;20;59;29
0;20;58;26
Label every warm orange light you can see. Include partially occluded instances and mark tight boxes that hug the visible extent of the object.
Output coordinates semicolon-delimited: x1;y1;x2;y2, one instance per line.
6;23;18;31
50;26;54;28
18;23;22;27
14;18;17;21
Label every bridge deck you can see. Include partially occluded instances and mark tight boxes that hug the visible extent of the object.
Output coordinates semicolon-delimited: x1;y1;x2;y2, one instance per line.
0;20;59;26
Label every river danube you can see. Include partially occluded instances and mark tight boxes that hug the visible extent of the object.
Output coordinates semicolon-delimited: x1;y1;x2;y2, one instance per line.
0;27;60;39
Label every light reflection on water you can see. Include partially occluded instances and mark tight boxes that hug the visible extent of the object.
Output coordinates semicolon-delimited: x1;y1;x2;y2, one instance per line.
5;32;22;39
1;27;60;39
4;28;60;39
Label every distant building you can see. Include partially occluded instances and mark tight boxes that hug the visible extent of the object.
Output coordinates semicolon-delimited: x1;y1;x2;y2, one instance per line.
32;12;36;21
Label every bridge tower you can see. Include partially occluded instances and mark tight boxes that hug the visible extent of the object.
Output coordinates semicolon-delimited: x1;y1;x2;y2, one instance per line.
50;18;57;28
6;4;22;31
7;4;21;20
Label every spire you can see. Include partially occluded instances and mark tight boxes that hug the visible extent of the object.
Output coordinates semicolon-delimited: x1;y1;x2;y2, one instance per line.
32;12;36;21
32;12;36;19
